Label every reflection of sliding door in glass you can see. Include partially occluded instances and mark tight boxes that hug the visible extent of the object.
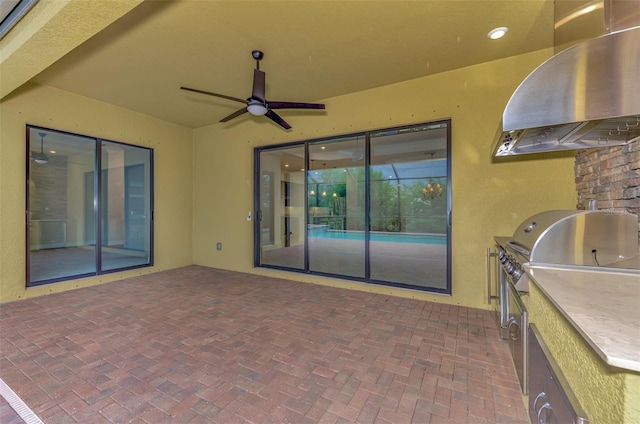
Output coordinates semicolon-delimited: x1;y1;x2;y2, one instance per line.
307;137;365;278
258;146;305;270
369;124;449;290
26;126;153;286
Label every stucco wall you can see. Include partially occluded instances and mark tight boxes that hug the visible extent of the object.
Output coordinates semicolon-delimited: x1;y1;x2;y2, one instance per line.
1;49;579;309
0;82;193;302
191;49;577;310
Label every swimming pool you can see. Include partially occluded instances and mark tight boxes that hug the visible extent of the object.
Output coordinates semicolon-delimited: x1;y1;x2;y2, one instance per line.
308;229;447;245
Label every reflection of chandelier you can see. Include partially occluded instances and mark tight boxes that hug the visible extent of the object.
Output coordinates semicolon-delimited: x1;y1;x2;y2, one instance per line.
422;182;443;200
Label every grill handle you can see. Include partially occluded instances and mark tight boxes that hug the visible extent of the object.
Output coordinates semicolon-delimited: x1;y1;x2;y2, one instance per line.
506;240;530;257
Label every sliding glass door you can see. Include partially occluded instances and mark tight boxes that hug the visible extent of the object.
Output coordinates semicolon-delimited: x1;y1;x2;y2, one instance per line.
28;129;98;282
369;126;449;289
26;126;153;286
308;136;366;278
101;141;153;271
258;145;306;270
255;121;451;294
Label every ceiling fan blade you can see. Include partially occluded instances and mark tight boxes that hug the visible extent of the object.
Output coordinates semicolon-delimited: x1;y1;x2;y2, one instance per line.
268;101;325;110
252;69;266;102
265;109;291;130
181;86;246;104
220;107;248;122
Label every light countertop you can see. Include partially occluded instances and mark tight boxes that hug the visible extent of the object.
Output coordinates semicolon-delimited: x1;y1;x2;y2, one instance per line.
525;264;640;372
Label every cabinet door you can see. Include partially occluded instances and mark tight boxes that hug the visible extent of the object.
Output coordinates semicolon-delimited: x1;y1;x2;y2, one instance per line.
528;325;588;423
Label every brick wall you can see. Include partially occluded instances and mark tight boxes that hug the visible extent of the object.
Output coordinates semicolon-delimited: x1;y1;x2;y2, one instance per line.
575;140;640;239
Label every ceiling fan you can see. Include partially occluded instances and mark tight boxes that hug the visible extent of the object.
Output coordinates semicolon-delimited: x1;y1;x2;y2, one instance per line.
181;50;325;130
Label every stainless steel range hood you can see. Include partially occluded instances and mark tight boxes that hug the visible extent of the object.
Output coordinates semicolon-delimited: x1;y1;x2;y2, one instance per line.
493;0;640;156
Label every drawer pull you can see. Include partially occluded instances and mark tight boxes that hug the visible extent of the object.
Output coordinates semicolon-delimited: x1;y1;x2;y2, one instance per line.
508;317;520;341
537;402;552;424
533;391;547;413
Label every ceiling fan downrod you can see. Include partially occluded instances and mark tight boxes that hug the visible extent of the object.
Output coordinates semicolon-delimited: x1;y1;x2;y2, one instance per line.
252;50;264;70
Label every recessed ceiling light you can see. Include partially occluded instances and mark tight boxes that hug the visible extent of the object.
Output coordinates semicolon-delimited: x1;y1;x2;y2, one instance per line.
488;27;509;40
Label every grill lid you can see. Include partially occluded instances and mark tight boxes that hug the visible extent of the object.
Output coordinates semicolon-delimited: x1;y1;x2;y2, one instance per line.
508;210;639;269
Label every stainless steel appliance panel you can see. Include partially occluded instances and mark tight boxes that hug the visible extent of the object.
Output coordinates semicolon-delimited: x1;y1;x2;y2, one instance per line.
489;241;511;340
508;282;528;395
530;212;638;267
493;0;640;157
510;210;639;269
529;324;589;424
498;260;509;339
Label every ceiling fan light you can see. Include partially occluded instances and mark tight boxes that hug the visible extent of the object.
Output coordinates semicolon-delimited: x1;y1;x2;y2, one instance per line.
247;104;268;116
32;152;49;164
33;132;49;164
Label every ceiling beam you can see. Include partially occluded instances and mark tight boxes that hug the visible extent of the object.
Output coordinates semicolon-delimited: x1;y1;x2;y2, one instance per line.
0;0;142;100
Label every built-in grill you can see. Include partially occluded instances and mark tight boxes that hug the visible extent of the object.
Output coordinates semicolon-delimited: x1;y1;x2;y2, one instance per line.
489;209;640;394
506;209;639;275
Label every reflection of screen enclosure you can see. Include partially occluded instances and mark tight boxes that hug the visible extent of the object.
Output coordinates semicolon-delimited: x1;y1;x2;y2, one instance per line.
27;126;153;286
256;121;450;293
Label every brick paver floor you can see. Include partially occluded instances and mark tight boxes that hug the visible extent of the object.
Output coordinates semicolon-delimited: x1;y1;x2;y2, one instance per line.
0;265;529;423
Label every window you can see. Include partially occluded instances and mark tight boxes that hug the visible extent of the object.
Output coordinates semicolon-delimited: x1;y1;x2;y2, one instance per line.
0;0;38;39
26;126;153;286
255;121;451;293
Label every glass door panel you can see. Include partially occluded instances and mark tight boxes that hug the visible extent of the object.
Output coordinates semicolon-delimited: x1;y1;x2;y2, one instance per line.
308;136;365;278
100;141;152;271
369;123;450;290
258;146;305;269
27;128;97;283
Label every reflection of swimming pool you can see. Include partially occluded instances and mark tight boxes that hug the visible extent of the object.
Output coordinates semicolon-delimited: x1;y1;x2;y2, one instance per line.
309;229;447;245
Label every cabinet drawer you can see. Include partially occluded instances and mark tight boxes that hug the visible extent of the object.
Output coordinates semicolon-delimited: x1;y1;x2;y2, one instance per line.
528;324;588;424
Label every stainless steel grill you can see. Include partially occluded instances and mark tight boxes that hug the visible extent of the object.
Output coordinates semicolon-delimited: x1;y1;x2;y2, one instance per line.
489;209;639;395
507;209;639;270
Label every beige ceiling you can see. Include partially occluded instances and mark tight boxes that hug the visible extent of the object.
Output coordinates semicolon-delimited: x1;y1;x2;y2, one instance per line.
22;0;554;129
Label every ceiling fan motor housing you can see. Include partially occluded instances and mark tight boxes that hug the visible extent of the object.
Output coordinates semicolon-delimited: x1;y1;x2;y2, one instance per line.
252;50;264;61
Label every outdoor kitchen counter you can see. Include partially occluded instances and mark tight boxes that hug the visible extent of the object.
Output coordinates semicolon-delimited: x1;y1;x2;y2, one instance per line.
524;264;640;373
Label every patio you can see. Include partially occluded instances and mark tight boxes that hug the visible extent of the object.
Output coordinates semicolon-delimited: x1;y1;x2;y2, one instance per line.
0;266;528;423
